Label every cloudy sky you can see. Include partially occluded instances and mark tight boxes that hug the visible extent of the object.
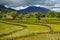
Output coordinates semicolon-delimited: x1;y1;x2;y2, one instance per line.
0;0;60;12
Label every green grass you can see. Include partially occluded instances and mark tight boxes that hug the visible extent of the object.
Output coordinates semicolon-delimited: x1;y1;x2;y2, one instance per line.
23;24;50;32
47;24;60;32
0;20;50;40
0;22;23;35
0;18;60;40
41;18;60;22
0;20;50;32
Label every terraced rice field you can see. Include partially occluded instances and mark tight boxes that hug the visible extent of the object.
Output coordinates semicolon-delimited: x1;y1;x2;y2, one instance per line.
0;20;60;40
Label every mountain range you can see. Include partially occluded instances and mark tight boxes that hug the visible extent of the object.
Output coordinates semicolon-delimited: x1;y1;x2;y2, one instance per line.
0;5;15;13
0;5;50;14
18;6;50;14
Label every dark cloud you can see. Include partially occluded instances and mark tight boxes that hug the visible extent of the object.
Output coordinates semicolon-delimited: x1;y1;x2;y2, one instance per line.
0;0;58;7
0;0;60;12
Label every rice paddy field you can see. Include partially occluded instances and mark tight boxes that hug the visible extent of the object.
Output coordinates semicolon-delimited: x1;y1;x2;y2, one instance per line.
0;18;60;40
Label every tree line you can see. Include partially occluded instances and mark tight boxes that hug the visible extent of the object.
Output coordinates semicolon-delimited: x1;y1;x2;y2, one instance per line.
0;11;60;21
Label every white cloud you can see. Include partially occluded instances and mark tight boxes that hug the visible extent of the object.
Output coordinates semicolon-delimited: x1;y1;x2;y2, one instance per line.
4;5;9;8
51;8;60;12
54;4;60;7
11;6;29;10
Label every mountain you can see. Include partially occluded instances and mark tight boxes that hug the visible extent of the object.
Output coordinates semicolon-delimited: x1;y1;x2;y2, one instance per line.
0;5;50;14
0;5;15;13
18;6;50;14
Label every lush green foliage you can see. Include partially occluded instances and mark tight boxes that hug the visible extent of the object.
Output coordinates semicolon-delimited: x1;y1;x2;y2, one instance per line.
0;11;60;20
0;11;60;40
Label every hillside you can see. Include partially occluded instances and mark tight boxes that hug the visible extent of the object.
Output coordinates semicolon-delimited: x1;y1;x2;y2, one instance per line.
18;6;50;14
0;5;16;13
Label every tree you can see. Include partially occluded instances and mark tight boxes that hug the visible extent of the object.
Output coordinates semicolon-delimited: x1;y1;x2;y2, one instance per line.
18;13;24;20
0;14;3;19
27;14;33;19
56;12;60;18
41;14;45;18
46;12;56;18
35;12;42;21
0;11;3;19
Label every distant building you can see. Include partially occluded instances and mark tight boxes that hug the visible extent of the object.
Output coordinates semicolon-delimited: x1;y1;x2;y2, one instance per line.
5;14;13;20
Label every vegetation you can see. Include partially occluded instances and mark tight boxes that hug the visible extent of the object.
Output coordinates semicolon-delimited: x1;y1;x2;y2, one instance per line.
0;11;60;20
46;12;56;18
0;14;3;19
0;11;60;40
56;12;60;18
